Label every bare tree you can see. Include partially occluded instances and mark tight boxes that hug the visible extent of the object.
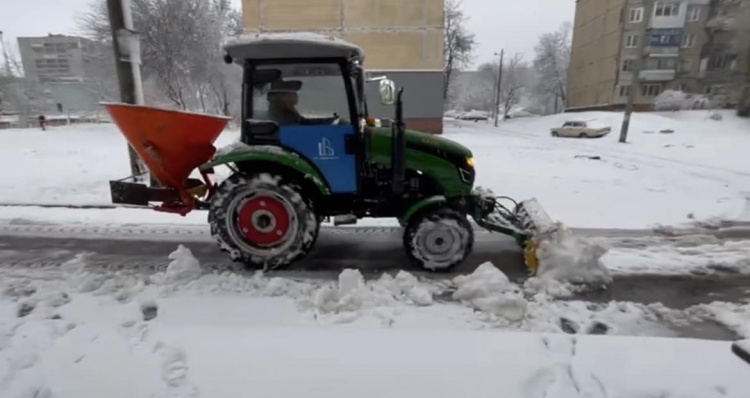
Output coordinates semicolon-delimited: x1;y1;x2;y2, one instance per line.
532;22;572;114
444;0;475;100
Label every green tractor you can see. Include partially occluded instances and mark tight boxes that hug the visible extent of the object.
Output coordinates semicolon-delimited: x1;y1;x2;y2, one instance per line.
104;33;553;272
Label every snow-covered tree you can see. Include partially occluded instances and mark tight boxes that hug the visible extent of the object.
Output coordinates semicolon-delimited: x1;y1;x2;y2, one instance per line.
499;54;529;120
444;0;475;101
532;22;572;114
78;0;242;115
730;1;750;116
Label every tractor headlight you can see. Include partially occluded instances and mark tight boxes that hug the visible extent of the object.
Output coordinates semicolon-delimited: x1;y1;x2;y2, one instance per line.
466;157;475;168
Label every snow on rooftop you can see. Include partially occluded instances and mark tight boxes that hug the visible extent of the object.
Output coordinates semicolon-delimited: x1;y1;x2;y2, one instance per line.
224;32;364;61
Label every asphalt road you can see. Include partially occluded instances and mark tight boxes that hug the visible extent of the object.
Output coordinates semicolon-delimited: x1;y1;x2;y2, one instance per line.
1;229;749;310
1;229;748;341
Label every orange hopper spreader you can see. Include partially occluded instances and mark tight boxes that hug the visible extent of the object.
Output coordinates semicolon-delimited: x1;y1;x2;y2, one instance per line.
102;103;231;215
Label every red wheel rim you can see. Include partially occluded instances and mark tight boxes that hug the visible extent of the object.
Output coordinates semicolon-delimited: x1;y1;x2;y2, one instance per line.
237;195;291;247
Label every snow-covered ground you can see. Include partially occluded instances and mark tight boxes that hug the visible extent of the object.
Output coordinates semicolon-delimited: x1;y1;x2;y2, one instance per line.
1;110;748;229
1;248;749;398
2;113;750;396
451;110;750;229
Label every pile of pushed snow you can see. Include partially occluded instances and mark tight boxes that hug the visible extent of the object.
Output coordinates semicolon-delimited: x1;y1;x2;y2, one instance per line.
304;269;435;317
534;225;612;286
163;245;202;284
452;262;527;321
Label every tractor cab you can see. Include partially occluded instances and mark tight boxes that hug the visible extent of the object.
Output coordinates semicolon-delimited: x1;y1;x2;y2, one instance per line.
223;34;393;195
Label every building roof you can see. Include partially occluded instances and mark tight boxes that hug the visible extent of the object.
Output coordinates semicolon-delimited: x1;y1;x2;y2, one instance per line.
223;32;364;62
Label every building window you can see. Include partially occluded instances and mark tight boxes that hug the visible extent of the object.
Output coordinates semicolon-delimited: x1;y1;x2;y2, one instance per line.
625;34;640;48
708;53;735;70
645;57;677;70
655;2;680;17
687;7;701;22
650;29;681;46
629;7;644;23
642;84;663;97
619;85;631;97
682;34;696;48
622;59;634;71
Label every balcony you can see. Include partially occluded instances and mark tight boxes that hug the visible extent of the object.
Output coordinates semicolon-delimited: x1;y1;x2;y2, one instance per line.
640;69;676;81
649;3;687;29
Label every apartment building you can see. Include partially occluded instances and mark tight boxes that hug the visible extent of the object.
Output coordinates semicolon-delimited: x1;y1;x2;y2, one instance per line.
568;0;744;110
17;35;109;83
241;0;445;133
16;35;113;114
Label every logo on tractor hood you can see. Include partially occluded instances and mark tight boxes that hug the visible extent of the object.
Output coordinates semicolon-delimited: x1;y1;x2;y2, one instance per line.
318;137;335;158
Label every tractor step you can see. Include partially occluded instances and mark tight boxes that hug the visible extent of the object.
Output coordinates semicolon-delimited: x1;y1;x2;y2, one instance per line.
333;214;358;226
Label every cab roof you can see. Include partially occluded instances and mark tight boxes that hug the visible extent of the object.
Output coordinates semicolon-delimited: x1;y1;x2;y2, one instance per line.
224;32;364;62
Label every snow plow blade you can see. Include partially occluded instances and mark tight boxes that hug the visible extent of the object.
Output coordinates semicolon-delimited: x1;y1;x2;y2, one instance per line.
101;103;231;213
472;189;557;272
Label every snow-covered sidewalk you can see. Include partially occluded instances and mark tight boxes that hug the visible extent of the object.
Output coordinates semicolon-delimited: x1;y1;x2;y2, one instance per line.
1;110;749;230
1;248;749;398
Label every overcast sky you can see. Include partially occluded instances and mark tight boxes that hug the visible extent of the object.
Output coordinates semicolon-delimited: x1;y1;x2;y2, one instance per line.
0;0;574;69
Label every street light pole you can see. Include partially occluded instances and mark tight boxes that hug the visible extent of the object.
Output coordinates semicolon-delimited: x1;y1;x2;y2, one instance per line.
619;0;655;143
493;50;504;127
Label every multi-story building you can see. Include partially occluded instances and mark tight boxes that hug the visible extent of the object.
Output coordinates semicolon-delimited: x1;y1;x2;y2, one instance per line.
16;34;113;114
17;35;109;83
241;0;445;133
568;0;745;110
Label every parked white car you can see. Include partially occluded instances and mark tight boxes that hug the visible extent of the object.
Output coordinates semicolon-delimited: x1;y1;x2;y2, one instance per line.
458;110;490;122
551;121;611;138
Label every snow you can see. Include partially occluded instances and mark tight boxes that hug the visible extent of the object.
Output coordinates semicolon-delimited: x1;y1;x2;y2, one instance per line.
162;245;202;284
535;226;612;285
1;249;750;397
449;110;750;229
1;110;748;230
452;262;527;321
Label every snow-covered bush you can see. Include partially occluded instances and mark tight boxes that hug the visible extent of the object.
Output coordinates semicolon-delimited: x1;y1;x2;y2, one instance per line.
654;90;690;111
655;90;724;111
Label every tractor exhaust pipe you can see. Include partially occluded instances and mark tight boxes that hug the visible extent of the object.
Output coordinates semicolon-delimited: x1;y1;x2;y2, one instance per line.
392;88;406;196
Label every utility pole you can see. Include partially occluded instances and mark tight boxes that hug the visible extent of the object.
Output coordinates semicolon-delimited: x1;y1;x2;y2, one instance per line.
619;0;655;143
106;0;150;182
493;50;504;127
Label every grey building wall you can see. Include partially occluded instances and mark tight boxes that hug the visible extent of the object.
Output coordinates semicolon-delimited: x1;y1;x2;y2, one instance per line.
365;71;444;126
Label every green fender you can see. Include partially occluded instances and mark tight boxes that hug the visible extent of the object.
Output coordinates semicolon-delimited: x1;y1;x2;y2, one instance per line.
200;146;331;195
399;195;447;227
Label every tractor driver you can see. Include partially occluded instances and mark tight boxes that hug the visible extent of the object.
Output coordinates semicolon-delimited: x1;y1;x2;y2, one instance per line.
267;80;341;126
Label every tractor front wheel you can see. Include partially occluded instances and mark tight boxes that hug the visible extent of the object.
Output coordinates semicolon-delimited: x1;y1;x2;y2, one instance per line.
403;208;474;272
209;173;319;269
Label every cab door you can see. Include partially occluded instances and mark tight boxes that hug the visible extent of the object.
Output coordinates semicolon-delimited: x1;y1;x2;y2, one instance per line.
253;62;359;194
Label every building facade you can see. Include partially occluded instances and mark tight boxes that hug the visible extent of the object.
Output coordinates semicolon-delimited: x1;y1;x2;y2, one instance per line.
240;0;445;133
568;0;745;110
16;34;113;114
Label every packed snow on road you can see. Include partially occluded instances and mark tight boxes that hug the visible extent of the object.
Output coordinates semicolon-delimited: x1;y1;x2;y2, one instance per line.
1;246;749;398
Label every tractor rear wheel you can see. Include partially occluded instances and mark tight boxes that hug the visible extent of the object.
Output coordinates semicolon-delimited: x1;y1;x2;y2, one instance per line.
209;173;319;269
403;208;474;272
